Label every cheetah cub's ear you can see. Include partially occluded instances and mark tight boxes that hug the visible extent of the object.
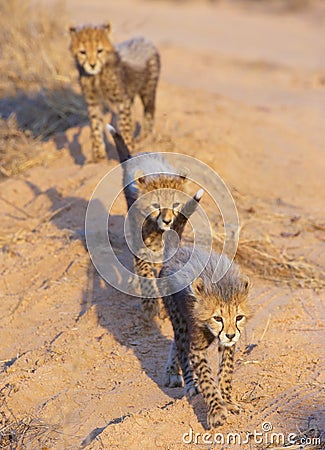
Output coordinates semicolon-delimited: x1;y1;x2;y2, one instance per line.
69;26;77;37
102;22;112;35
178;168;190;184
191;277;204;299
134;169;146;187
241;275;250;294
194;189;204;201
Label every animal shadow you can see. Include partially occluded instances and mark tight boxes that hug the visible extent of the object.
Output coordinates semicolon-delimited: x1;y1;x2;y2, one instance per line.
81;197;210;429
80;198;177;395
0;87;118;164
24;181;209;433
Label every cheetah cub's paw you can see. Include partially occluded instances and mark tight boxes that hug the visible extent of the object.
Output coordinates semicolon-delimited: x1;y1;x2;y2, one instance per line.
91;144;107;163
186;385;199;398
224;400;241;415
164;372;183;388
207;403;228;429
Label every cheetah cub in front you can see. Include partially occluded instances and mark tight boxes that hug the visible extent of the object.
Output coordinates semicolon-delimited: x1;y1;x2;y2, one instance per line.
160;247;250;428
70;23;160;161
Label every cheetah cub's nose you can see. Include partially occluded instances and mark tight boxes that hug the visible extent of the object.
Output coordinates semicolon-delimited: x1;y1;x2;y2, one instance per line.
225;333;236;340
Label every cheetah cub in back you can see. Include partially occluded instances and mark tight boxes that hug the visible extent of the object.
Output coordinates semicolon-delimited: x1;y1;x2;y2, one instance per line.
70;23;160;161
160;247;250;428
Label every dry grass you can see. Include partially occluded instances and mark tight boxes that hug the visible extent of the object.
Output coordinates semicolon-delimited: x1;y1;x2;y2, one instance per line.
236;236;325;289
213;215;325;289
0;0;71;96
0;385;58;449
0;415;58;449
0;0;85;179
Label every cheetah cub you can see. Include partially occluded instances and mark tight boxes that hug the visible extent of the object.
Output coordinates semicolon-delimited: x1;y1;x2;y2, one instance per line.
107;124;203;321
160;247;250;428
70;23;160;161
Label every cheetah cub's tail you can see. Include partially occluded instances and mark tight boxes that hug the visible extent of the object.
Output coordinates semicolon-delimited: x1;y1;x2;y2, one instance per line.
163;188;205;258
106;124;131;163
194;189;204;202
170;188;204;240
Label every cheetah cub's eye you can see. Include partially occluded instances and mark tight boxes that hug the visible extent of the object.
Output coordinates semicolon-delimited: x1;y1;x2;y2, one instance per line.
173;202;181;209
236;315;244;321
97;48;104;54
79;49;86;55
214;316;223;323
152;203;160;209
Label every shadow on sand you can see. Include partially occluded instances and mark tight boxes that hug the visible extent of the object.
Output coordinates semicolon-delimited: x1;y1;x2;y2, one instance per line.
0;87;118;165
24;179;208;445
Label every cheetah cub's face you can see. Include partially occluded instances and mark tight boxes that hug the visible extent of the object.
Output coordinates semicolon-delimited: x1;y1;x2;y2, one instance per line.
135;173;188;232
69;24;114;75
208;304;247;347
191;277;250;347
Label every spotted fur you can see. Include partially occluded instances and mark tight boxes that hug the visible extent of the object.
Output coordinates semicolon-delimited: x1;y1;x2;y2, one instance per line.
70;24;160;161
160;247;250;428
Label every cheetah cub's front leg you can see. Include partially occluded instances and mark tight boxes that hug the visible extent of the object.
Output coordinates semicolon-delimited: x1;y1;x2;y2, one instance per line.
134;255;160;321
190;347;228;428
218;345;241;414
80;76;106;162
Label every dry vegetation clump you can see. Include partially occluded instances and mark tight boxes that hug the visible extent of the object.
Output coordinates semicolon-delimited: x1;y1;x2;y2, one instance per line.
0;115;40;178
213;215;325;289
0;0;86;179
0;0;70;95
0;414;58;449
0;385;59;449
234;234;325;289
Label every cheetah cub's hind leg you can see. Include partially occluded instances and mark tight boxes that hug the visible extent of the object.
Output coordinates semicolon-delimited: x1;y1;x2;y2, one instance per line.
164;340;183;388
138;51;160;139
164;300;199;397
165;340;200;393
116;99;134;150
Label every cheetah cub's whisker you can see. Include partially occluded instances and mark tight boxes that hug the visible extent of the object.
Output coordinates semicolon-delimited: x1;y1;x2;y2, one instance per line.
107;124;203;321
160;247;251;428
70;23;160;162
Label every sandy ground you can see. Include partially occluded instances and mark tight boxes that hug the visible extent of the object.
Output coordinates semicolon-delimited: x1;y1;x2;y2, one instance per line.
1;0;324;449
